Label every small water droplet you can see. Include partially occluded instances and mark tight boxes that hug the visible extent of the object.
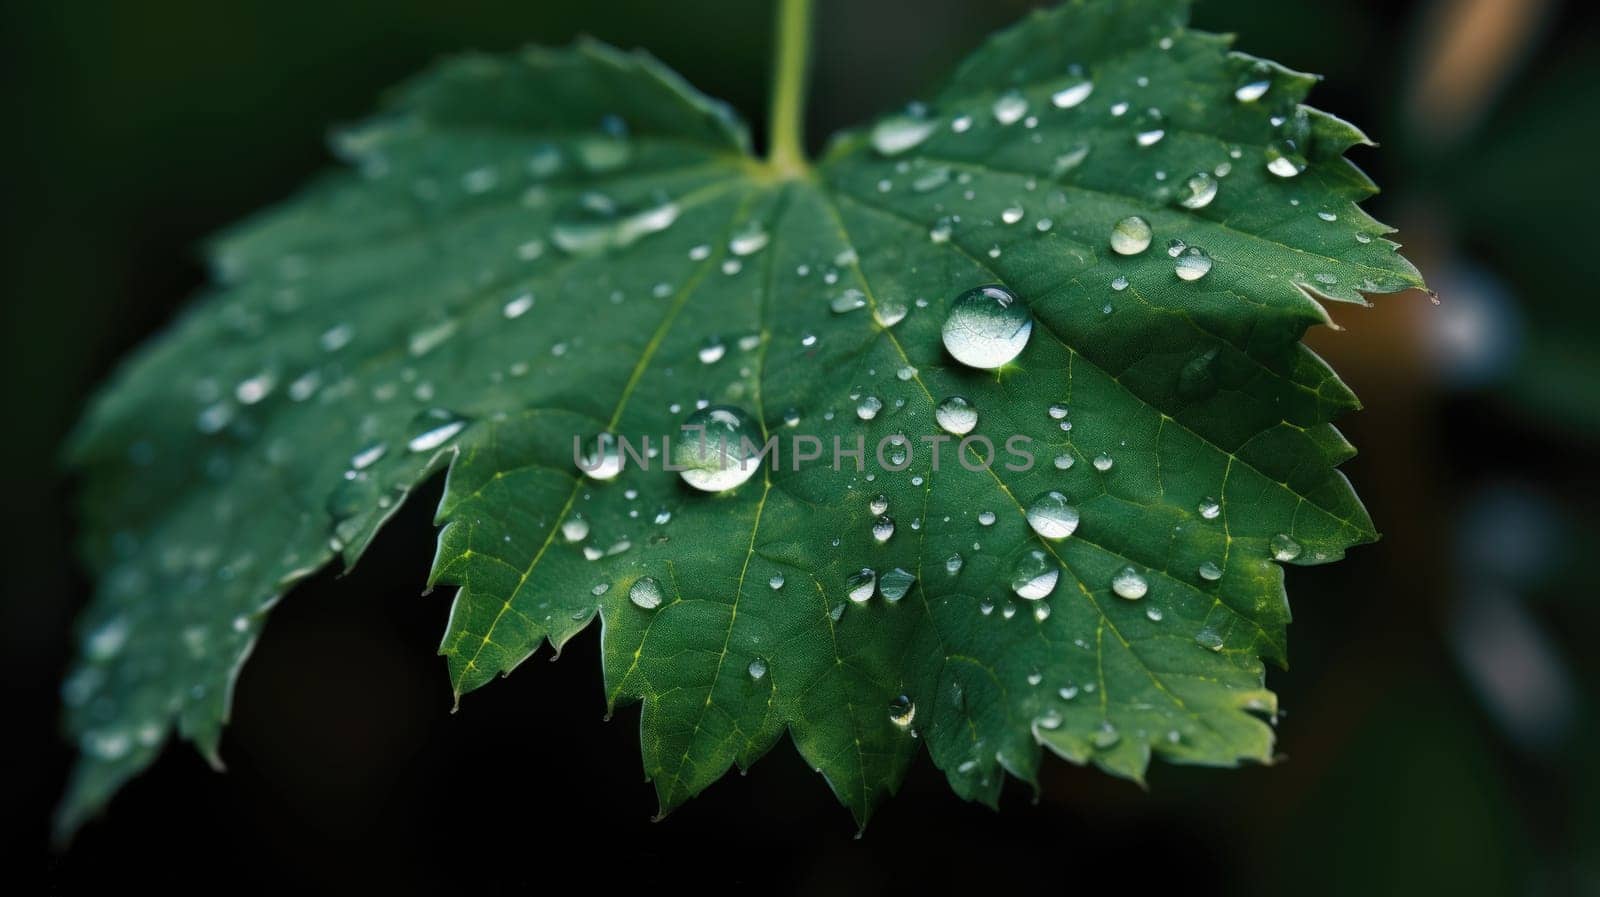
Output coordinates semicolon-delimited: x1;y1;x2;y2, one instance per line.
945;553;964;575
407;409;467;453
1198;560;1223;581
1198;497;1221;519
872;515;896;543
1092;452;1114;472
747;657;768;680
856;395;884;420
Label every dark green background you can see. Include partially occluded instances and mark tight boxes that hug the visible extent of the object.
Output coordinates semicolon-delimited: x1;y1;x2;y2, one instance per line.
5;0;1596;892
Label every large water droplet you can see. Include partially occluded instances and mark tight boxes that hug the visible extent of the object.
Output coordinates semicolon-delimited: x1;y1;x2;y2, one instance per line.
629;576;664;610
1011;549;1060;600
1174;246;1213;281
1265;143;1306;178
888;695;916;728
577;432;625;480
879;567;916;601
871;115;937;156
673;405;762;492
992;90;1028;125
846;568;877;603
551;193;679;254
872;515;896;543
935;395;978;435
1026;491;1080;540
747;657;768;680
1051;80;1093;109
1110;216;1153;255
1270;533;1302;561
941;285;1032;369
407;409;467;453
1111;565;1149;599
1177;171;1218;209
1198;560;1223;581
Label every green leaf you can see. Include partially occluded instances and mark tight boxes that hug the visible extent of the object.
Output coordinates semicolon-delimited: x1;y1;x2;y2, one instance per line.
58;0;1423;835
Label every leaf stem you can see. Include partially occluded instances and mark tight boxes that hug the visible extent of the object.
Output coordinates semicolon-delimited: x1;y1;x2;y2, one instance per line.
765;0;813;178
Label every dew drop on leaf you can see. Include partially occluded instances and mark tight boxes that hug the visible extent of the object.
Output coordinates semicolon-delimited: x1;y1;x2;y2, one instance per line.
628;576;664;610
1010;549;1059;600
672;405;761;492
935;395;978;435
1112;565;1149;599
1109;215;1153;255
1174;246;1213;281
941;285;1032;369
1025;491;1080;540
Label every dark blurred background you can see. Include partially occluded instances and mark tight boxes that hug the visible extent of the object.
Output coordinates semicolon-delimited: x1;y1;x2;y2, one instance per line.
4;0;1596;892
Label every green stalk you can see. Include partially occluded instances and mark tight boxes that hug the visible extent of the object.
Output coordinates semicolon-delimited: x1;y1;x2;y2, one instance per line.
765;0;813;178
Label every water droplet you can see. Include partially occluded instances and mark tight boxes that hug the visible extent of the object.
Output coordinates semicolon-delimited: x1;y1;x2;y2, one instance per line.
888;695;916;728
846;568;877;603
856;395;884;420
941;285;1032;369
1052;143;1091;176
992;90;1028;125
1111;565;1149;599
935;395;978;435
551;193;679;254
698;338;726;364
869;494;890;516
1270;533;1302;561
978;510;996;526
1265;143;1306;178
1234;78;1270;103
561;514;589;542
577;432;624;480
628;576;664;610
830;289;867;315
673;405;762;492
1110;216;1153;255
1053;453;1074;470
350;442;387;471
874;298;909;327
769;573;786;590
1177;171;1218;209
1198;560;1223;581
871;114;937;156
1195;627;1225;651
1011;549;1059;600
1136;127;1165;147
729;223;770;256
1146;606;1165;621
407;409;467;453
747;657;768;680
1091;721;1120;748
1174;246;1213;281
503;293;534;319
1110;275;1128;291
879;567;916;601
1092;452;1114;472
1026;491;1080;540
872;515;896;543
1198;497;1221;519
945;553;964;575
1051;80;1093;109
